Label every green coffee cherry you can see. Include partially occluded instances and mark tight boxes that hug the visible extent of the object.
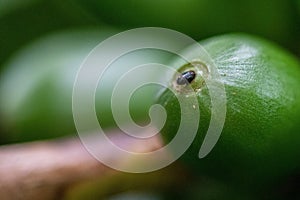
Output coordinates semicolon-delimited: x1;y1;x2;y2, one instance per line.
157;34;300;194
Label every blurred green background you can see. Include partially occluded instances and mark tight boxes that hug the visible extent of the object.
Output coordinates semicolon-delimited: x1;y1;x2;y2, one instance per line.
0;0;300;199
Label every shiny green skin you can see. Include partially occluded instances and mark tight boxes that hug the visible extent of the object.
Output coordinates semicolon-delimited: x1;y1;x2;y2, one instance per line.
0;29;170;143
158;34;300;193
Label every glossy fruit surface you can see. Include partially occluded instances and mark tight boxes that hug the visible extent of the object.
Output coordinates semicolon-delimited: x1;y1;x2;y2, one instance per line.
157;34;300;192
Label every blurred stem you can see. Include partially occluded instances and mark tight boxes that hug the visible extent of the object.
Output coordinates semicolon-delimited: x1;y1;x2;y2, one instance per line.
0;129;188;200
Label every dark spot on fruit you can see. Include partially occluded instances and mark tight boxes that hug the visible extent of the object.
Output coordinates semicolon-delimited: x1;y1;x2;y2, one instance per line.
176;70;196;85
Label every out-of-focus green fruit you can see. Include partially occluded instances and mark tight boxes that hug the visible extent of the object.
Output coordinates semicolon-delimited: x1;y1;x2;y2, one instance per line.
156;34;300;194
0;28;170;143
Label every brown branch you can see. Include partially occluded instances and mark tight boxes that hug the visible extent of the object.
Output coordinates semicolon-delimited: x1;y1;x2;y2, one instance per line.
0;129;186;200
